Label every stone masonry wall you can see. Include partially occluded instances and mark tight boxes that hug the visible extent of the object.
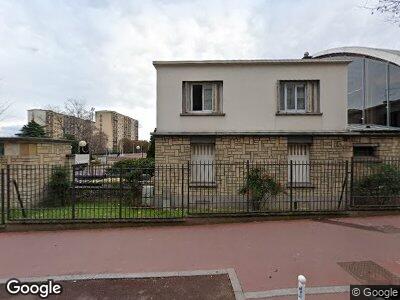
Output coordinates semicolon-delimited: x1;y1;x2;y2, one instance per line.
155;136;190;165
0;141;72;211
154;134;400;211
156;135;400;165
215;136;287;163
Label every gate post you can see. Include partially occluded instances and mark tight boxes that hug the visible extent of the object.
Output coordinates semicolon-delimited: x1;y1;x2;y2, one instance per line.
246;160;250;212
71;164;76;220
289;160;293;212
187;161;190;213
181;164;184;217
1;168;5;225
6;164;10;221
119;166;123;219
349;157;354;209
345;160;349;210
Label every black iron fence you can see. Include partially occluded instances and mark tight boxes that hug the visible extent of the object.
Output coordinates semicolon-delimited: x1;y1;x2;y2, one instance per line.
0;158;399;223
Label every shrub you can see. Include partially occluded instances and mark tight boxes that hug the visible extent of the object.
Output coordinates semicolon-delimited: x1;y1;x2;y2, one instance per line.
45;166;71;207
107;159;155;207
353;164;400;205
108;158;155;177
147;134;155;158
239;168;283;211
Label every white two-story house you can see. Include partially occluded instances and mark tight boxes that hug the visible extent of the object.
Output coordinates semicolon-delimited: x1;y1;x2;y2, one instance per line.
153;58;400;185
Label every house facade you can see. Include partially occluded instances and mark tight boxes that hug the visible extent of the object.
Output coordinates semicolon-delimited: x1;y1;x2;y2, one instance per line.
153;59;400;171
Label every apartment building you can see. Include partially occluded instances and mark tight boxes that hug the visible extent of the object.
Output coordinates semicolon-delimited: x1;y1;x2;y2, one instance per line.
28;109;94;139
95;110;139;152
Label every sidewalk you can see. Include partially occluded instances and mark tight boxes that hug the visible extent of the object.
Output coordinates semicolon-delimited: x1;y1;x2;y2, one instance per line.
0;215;399;298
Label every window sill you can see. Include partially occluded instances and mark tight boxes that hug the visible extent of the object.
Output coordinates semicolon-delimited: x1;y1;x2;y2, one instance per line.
189;182;217;188
181;112;225;117
276;112;322;116
286;182;315;188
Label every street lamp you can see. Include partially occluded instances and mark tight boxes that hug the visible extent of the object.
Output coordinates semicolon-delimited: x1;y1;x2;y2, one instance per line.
78;140;88;154
136;145;143;158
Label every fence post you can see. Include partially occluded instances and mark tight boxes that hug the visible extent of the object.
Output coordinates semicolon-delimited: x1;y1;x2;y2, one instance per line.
187;161;190;213
119;166;123;219
349;157;354;209
246;160;250;212
181;164;184;217
6;164;10;221
71;165;76;220
1;168;5;225
345;160;349;210
290;160;293;212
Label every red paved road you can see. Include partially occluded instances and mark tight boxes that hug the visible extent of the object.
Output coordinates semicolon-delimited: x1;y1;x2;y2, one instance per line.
0;215;399;295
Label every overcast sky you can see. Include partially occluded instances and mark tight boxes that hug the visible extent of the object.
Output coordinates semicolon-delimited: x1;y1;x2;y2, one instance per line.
0;0;399;140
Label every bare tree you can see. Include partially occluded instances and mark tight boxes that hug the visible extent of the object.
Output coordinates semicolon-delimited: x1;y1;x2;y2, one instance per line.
367;0;400;25
47;99;95;141
119;138;149;154
47;99;107;153
89;131;108;154
64;99;95;121
0;101;11;121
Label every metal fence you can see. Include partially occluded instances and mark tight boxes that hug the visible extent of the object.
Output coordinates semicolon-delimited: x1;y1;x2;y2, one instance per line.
0;158;399;223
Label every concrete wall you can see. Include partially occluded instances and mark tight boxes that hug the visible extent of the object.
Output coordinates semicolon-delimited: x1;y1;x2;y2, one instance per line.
155;61;348;134
96;111;113;150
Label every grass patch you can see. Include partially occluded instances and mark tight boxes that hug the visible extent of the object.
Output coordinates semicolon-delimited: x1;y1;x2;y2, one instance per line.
9;201;185;220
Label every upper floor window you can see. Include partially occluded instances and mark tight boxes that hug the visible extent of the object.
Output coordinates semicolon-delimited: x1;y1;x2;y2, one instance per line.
182;81;223;115
278;80;320;114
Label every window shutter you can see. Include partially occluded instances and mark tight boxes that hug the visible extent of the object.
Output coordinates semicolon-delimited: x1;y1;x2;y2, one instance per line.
212;83;218;112
182;82;191;113
314;81;320;113
218;82;223;113
277;81;282;112
306;81;313;113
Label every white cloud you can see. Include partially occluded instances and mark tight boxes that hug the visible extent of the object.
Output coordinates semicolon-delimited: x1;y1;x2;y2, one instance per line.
0;0;399;139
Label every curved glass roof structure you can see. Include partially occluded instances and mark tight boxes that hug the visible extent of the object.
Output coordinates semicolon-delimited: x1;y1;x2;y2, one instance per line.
313;47;400;128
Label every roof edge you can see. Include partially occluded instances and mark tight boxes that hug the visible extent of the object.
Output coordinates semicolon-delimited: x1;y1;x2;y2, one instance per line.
152;131;400;137
313;46;400;66
0;137;73;144
152;58;352;67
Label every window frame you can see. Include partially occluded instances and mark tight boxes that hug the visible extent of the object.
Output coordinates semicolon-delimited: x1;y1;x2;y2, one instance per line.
189;82;214;113
283;82;307;113
353;145;378;158
182;81;224;116
190;141;216;186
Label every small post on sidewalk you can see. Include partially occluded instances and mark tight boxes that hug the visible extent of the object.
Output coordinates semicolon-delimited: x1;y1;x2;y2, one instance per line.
297;275;306;300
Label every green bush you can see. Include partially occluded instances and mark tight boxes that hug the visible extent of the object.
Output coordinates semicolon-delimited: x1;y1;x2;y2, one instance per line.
45;166;71;207
108;158;155;176
107;159;155;207
123;169;143;206
353;164;400;205
147;134;155;158
239;168;283;211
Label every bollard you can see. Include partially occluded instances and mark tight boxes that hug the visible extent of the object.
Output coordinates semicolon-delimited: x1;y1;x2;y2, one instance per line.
297;275;306;300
